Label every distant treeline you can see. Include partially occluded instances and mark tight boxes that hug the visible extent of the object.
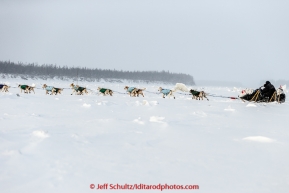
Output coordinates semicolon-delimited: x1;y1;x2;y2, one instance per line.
0;61;195;85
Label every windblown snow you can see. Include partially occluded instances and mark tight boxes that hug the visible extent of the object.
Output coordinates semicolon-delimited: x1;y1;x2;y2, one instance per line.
0;78;289;193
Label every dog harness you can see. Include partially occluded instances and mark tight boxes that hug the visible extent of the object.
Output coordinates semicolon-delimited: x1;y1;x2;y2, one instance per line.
73;86;85;92
127;87;135;93
0;84;4;89
77;87;86;92
99;88;108;93
45;86;54;91
161;89;171;96
190;90;200;96
53;88;61;93
20;85;28;90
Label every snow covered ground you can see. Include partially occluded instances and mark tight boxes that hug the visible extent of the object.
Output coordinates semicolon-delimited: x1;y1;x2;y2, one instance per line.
1;78;289;193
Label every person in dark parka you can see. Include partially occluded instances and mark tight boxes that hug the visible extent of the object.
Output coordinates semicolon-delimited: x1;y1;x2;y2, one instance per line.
261;81;276;98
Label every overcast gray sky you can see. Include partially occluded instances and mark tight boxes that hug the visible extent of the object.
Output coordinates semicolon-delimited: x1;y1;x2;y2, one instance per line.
1;0;288;86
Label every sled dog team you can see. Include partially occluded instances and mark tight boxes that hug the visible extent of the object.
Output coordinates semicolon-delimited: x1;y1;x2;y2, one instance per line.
3;80;286;103
2;81;286;103
4;83;209;100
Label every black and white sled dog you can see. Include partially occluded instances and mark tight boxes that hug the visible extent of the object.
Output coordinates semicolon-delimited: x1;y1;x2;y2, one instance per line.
190;89;209;101
18;84;35;94
0;84;10;92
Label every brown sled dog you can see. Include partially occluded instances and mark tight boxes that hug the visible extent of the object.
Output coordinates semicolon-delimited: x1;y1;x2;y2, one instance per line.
0;85;10;92
124;86;146;97
18;85;35;94
190;89;209;101
97;87;113;96
70;83;88;95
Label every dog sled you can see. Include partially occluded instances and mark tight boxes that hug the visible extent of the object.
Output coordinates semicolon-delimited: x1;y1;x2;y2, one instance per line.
239;86;286;103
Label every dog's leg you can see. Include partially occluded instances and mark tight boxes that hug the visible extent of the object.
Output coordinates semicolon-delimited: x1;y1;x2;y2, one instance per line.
168;91;171;99
172;92;175;99
204;94;209;101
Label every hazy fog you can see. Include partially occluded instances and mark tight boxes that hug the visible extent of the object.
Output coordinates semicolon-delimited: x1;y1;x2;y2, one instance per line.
1;0;288;87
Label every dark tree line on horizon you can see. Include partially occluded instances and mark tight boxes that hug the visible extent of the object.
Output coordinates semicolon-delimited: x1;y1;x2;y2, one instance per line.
0;61;195;85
